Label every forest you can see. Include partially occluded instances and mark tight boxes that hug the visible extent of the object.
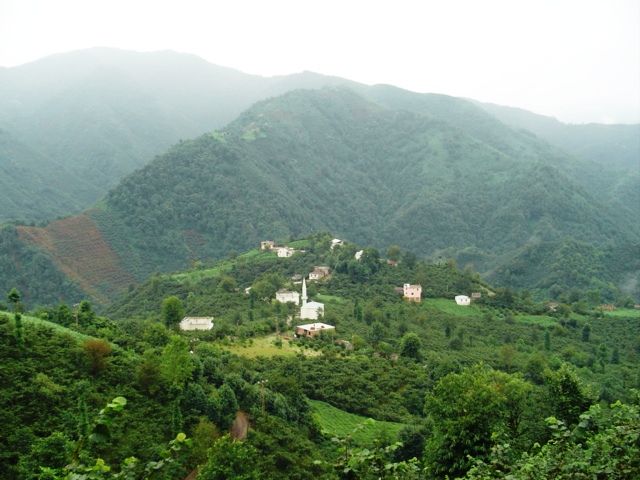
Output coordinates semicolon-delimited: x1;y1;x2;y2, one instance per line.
1;234;638;479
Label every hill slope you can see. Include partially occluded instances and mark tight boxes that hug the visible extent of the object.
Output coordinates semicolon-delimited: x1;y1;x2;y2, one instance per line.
0;48;356;222
4;88;637;305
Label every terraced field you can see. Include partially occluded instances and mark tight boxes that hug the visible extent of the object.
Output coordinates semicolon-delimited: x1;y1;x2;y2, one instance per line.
309;399;404;445
17;213;135;303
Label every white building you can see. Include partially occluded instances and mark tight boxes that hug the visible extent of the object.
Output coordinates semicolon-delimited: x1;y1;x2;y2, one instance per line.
260;240;275;250
403;283;422;303
276;247;295;258
296;322;335;337
455;295;471;306
299;278;325;320
276;289;300;305
179;317;214;331
354;250;363;260
330;238;344;250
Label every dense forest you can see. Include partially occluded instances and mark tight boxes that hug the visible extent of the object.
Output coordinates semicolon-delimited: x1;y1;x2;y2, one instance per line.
1;87;638;306
2;234;638;479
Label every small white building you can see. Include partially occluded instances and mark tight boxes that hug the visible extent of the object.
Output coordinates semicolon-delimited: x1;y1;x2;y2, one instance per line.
260;240;275;250
330;238;344;250
354;250;363;260
455;295;471;306
276;247;295;258
276;289;300;305
180;317;214;331
403;283;422;303
296;322;335;337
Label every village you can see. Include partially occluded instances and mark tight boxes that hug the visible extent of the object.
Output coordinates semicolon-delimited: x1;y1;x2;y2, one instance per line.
177;238;486;345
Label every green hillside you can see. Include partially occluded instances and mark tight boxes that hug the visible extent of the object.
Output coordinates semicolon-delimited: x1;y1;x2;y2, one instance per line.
2;237;639;479
99;88;638;299
2;87;638;305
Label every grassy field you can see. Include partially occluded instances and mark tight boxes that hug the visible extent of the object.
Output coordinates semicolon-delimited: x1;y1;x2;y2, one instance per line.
17;314;92;341
604;308;640;318
220;334;321;359
515;314;557;327
309;399;404;445
316;294;347;304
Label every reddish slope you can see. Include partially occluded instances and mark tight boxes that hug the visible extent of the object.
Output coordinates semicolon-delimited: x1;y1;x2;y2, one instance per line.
17;212;135;303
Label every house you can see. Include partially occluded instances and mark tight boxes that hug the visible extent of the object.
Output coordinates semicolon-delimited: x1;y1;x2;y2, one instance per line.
299;278;325;320
455;295;471;306
309;266;331;280
330;238;344;250
244;287;252;295
355;250;363;260
295;322;335;337
403;283;422;302
276;246;295;258
547;302;559;312
260;241;275;250
471;292;482;300
387;259;398;267
599;304;616;312
179;317;214;331
276;289;300;305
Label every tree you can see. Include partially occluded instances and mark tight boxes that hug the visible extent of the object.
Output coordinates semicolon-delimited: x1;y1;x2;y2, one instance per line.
423;365;532;479
14;312;24;352
197;435;259;480
582;323;591;342
162;296;184;327
218;384;239;430
545;363;593;426
7;287;22;313
160;336;195;388
399;332;422;360
544;330;551;351
387;245;402;262
83;339;112;375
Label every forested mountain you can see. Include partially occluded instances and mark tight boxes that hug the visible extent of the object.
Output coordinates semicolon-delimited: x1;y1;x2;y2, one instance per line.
0;48;355;222
3;87;638;305
2;48;637;225
477;101;640;170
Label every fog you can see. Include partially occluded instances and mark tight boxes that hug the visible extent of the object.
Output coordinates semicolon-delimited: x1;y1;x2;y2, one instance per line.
1;0;638;124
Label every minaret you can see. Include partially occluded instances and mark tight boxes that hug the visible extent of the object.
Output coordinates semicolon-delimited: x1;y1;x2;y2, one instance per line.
301;277;308;306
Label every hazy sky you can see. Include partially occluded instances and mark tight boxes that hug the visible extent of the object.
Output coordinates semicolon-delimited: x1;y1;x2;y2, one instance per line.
1;0;638;124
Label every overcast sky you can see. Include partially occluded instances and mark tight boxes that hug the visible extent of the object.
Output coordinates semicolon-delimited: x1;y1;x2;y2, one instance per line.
1;0;638;124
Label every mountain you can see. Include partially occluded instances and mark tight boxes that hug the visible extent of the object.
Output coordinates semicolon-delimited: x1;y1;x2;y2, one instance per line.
0;48;357;222
476;102;640;171
3;87;637;305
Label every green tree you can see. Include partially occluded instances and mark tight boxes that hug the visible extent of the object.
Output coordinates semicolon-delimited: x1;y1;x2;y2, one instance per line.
7;287;21;311
197;435;259;480
399;332;422;360
582;323;591;342
545;363;593;426
160;336;195;388
386;245;402;262
162;296;184;327
218;384;239;430
423;365;531;478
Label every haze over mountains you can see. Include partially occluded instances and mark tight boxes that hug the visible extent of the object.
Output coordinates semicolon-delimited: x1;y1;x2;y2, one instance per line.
0;48;638;305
